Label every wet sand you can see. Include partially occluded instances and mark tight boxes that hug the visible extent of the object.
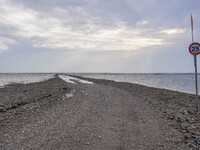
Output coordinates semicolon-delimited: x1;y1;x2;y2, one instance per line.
0;75;199;149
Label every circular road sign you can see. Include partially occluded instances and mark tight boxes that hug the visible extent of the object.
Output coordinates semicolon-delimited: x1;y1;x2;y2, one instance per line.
189;43;200;55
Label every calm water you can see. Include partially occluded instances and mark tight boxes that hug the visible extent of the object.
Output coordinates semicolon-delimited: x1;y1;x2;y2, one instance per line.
0;73;54;87
74;73;199;94
0;73;199;94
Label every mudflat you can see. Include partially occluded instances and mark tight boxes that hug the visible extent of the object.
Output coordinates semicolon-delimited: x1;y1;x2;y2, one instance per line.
0;75;199;149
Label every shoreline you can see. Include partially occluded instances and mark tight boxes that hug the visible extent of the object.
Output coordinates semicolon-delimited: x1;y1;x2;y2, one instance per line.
73;73;199;95
72;74;198;95
0;75;199;149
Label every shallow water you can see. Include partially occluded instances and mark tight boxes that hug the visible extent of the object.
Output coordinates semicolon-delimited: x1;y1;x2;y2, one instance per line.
0;73;199;94
59;74;93;84
74;73;199;94
0;73;55;87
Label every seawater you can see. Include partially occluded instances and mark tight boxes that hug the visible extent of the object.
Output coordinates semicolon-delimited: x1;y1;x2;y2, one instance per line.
75;73;199;94
0;73;54;87
0;73;199;94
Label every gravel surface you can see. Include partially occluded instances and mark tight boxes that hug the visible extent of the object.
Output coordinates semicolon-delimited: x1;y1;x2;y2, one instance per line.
0;75;198;149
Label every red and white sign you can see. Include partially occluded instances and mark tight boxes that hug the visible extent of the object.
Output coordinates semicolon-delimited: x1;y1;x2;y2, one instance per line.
189;43;200;55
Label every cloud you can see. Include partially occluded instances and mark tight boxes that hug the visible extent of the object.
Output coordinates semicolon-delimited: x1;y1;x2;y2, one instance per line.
31;21;164;51
0;36;16;52
161;28;186;35
0;0;167;52
136;20;149;26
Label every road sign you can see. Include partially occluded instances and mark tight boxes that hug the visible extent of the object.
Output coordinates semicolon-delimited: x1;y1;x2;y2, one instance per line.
189;42;200;55
190;14;199;112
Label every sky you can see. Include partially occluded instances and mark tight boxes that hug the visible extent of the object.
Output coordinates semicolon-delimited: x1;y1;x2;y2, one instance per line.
0;0;200;73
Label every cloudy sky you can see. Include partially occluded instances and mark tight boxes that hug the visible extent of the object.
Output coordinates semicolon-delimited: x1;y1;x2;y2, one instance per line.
0;0;199;73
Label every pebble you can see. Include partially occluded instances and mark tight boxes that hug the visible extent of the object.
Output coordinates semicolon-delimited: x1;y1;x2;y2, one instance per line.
0;103;5;107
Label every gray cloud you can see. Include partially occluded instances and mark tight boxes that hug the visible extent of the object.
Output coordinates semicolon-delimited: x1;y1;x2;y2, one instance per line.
0;0;199;72
0;0;168;51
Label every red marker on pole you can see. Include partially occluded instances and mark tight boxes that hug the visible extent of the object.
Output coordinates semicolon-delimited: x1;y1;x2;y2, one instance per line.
191;14;194;43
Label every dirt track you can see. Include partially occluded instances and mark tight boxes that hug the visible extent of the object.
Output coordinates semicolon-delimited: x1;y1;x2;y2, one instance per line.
0;75;194;149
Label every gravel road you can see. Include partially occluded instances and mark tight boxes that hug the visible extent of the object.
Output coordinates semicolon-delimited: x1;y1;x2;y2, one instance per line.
0;75;195;149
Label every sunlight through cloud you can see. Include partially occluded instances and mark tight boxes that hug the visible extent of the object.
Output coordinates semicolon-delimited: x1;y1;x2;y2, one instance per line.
161;28;186;35
0;0;165;51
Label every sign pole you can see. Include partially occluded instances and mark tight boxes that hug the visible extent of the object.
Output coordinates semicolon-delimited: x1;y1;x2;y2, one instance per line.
194;55;198;112
191;14;199;112
191;14;194;43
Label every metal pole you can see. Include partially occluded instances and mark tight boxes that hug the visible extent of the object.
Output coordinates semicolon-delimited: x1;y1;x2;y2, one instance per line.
194;55;199;112
191;14;198;112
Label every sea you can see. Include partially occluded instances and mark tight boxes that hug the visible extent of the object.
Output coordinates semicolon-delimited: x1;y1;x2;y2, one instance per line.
0;73;55;87
74;73;199;94
0;73;199;94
